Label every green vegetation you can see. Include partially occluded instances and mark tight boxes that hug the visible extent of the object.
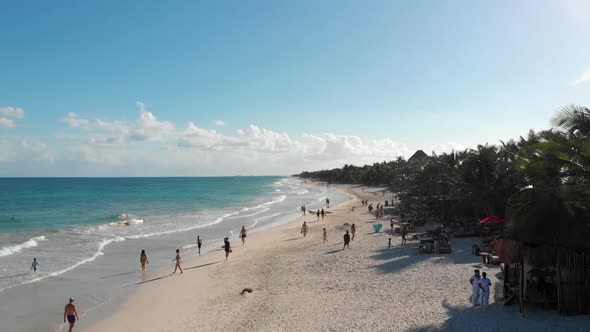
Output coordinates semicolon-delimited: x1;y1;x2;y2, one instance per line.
297;105;590;248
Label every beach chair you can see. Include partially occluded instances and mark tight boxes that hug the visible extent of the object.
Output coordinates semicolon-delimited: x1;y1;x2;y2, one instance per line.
437;241;452;254
419;240;434;254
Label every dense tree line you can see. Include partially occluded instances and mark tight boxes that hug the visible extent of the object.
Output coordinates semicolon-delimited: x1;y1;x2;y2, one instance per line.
297;105;590;247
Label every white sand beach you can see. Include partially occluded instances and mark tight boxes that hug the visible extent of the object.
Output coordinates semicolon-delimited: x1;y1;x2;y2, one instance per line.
82;185;590;332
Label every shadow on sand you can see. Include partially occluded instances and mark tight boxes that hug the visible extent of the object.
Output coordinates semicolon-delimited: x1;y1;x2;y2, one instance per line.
100;271;138;279
185;261;221;271
405;294;590;332
369;238;481;275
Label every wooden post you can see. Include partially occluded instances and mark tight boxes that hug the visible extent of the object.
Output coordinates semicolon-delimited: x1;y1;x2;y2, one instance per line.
557;249;561;315
520;260;525;317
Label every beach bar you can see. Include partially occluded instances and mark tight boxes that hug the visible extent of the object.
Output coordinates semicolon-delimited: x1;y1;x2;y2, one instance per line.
497;239;590;316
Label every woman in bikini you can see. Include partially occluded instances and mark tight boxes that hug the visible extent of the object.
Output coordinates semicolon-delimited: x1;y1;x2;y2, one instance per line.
173;249;183;274
140;249;149;271
240;226;247;246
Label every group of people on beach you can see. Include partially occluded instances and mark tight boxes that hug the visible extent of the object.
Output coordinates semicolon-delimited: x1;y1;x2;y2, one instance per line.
469;269;492;307
141;227;246;275
374;203;385;219
302;221;356;249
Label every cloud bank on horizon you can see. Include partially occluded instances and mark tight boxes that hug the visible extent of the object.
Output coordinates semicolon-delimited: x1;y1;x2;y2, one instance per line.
0;102;466;177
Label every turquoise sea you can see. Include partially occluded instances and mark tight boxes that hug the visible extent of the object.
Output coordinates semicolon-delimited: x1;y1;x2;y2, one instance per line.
0;177;349;332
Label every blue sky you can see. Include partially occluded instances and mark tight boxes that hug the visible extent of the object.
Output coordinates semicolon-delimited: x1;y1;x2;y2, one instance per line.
1;0;590;176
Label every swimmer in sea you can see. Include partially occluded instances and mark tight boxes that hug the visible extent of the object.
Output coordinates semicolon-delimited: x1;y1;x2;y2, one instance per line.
31;258;39;273
63;297;79;332
197;236;203;255
140;250;149;271
173;249;183;274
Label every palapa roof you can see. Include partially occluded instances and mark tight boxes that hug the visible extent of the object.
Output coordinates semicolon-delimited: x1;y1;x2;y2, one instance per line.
408;150;429;163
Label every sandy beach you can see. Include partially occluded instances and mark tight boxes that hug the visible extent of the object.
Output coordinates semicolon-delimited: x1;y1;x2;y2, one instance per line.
81;185;590;332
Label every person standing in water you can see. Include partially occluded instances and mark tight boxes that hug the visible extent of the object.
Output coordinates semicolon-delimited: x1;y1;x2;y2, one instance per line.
224;238;232;261
343;231;351;249
351;224;356;241
240;226;247;246
140;250;149;271
63;297;79;332
301;222;309;237
173;249;183;274
326;198;330;208
31;258;39;273
197;236;203;255
321;208;325;220
323;228;328;243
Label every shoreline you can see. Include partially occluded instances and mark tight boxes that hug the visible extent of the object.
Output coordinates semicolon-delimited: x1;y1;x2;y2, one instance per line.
77;181;356;332
80;182;355;332
81;183;590;332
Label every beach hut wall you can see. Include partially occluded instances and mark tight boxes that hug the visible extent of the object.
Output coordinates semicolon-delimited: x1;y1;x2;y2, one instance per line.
496;239;524;265
555;248;590;315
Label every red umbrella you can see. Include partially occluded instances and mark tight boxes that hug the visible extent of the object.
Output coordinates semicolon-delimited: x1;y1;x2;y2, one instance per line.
479;216;506;225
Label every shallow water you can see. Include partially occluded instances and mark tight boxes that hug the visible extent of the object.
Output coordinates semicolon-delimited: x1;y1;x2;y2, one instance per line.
0;177;349;332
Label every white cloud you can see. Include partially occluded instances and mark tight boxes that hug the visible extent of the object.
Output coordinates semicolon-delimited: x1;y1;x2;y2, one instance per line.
427;142;468;155
61;113;90;128
0;137;55;163
573;67;590;86
0;118;15;128
0;107;25;119
129;102;175;141
60;102;174;143
214;120;228;126
50;104;471;175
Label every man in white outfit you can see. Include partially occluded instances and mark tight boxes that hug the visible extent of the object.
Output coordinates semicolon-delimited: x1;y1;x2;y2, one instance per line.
479;271;492;307
469;269;481;307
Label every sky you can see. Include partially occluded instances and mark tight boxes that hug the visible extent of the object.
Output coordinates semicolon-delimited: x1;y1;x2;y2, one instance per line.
1;0;590;176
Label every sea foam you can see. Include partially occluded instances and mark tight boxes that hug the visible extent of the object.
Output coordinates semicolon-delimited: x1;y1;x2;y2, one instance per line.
0;236;47;257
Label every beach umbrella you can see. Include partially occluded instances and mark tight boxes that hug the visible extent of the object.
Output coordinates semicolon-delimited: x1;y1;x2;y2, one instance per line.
479;216;506;225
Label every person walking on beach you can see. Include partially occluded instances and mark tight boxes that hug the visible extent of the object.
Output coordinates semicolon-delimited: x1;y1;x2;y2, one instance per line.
197;236;203;255
240;226;247;246
321;208;325;220
390;218;395;234
350;224;356;241
323;228;328;243
316;210;320;220
31;258;39;273
140;250;149;271
470;269;481;307
301;222;309;237
343;231;351;249
401;225;408;245
173;249;183;274
63;297;79;332
478;272;492;307
224;238;232;261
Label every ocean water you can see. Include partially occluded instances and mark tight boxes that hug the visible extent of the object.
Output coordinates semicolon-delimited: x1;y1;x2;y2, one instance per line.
0;177;349;332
